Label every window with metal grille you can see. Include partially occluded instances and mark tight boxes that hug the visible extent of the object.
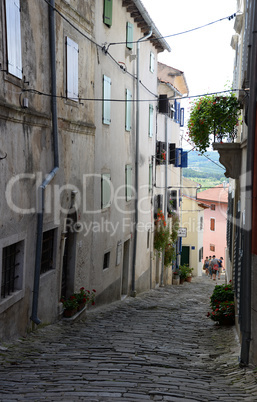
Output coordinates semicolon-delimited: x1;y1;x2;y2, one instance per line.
211;204;216;210
40;229;55;274
1;242;21;298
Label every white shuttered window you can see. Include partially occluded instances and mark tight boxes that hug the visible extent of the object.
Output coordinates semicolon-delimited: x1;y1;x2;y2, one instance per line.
5;0;22;78
103;75;111;124
66;37;79;101
125;89;132;131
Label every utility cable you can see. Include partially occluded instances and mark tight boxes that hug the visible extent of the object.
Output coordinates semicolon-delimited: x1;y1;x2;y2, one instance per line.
107;13;238;48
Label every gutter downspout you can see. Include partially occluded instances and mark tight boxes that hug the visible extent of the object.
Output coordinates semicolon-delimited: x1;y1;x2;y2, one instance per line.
31;0;59;324
131;28;152;296
240;0;257;366
160;115;168;286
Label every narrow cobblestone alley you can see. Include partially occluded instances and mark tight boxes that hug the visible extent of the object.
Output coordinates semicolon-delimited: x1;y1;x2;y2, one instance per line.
1;275;257;401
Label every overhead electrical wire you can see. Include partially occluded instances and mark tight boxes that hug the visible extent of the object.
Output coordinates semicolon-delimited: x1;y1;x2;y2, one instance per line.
107;13;238;47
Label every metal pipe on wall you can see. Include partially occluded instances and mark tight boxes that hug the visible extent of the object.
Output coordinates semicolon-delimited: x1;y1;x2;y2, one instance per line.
31;0;59;324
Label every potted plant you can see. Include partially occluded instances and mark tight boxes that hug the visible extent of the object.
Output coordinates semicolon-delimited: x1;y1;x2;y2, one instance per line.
187;93;241;153
61;288;96;317
185;267;194;282
207;281;235;325
60;295;79;317
179;264;188;284
154;210;170;256
73;287;96;311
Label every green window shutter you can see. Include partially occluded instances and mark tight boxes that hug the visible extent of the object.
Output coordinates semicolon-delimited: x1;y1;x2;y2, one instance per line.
125;89;132;131
103;75;111;125
150;51;155;73
149;104;154;137
125;165;132;201
66;37;79;101
126;22;133;50
149;164;153;192
103;0;113;26
5;0;22;78
101;173;111;209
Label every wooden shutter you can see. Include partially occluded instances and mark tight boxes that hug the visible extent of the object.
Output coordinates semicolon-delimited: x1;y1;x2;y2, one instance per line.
125;165;132;201
125;89;132;131
210;218;215;231
103;0;113;26
101;173;111;208
66;37;78;101
126;22;133;50
103;75;111;124
6;0;22;78
149;104;154;137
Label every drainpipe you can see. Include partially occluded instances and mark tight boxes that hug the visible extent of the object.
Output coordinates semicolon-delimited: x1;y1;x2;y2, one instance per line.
240;0;257;366
131;28;152;296
160;115;168;286
31;0;59;324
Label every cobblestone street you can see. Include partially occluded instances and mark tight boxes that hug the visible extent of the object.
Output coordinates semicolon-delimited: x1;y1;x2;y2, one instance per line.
1;275;257;401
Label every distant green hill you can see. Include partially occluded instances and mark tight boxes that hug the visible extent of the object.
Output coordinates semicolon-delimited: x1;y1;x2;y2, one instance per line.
183;150;227;189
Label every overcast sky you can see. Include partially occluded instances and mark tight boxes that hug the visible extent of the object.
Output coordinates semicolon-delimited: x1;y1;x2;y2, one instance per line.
142;0;237;96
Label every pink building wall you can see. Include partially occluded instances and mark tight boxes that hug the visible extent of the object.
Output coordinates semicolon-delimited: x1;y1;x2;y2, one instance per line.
197;186;228;267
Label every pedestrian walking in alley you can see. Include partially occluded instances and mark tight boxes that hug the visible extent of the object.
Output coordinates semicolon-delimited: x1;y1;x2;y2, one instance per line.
203;256;210;276
208;255;213;278
217;256;223;280
211;255;219;280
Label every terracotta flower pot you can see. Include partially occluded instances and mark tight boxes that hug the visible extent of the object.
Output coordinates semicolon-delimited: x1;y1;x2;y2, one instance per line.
186;276;192;282
63;308;77;318
77;303;86;312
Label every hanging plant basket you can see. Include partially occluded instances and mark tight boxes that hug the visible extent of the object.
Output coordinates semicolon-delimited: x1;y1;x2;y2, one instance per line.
187;93;241;153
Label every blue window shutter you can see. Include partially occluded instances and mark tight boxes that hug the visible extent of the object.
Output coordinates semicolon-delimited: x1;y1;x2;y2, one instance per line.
180;107;184;127
174;100;177;121
177;102;180;123
6;0;22;78
125;165;132;201
149;104;154;137
66;37;79;101
181;150;188;168
103;75;111;124
175;148;182;167
125;89;132;131
126;22;133;50
103;0;113;26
